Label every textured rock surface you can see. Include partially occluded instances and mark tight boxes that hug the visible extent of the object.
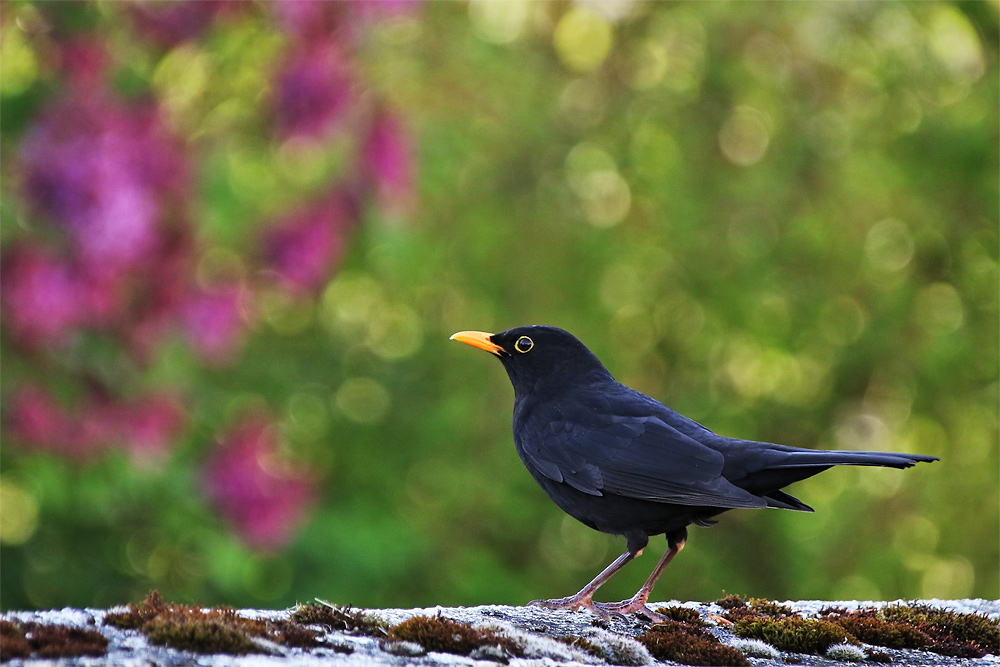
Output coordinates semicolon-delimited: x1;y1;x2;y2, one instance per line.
3;599;998;666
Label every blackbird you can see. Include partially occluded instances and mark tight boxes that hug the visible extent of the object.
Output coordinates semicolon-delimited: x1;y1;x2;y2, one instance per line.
450;325;938;621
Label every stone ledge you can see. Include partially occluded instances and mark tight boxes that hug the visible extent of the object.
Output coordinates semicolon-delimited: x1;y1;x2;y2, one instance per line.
2;598;998;666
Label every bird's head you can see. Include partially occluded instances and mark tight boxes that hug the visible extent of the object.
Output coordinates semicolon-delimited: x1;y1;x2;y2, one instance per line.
450;325;613;397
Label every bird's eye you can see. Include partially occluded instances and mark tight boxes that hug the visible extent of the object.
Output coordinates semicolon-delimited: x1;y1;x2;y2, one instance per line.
515;336;533;353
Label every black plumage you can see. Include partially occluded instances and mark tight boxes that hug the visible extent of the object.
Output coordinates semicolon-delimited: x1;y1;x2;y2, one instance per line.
451;325;938;621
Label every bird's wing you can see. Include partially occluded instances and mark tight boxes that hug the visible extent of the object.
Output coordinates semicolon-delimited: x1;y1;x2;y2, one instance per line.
518;398;767;510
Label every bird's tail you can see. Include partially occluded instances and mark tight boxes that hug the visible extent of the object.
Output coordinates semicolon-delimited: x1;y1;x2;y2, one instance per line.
760;446;939;470
729;442;938;511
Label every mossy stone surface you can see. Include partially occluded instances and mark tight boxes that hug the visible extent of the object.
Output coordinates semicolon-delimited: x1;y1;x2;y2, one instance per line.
2;595;997;666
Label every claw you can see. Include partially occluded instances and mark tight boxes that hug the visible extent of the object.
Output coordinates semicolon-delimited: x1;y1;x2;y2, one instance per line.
528;595;614;621
635;605;672;624
529;595;672;624
526;543;685;625
593;599;671;624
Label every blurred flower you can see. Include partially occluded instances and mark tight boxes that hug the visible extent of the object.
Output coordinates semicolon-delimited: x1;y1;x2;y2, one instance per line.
125;224;196;362
19;90;187;276
7;386;96;461
353;0;422;20
0;245;105;347
57;37;109;90
128;0;239;48
1;246;83;346
273;41;354;141
362;108;415;216
6;386;76;456
181;282;251;365
262;190;359;293
271;0;419;40
7;385;186;464
271;0;344;40
202;415;317;550
113;394;187;465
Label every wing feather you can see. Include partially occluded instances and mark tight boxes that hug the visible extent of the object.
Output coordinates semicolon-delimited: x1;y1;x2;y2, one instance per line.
516;398;766;509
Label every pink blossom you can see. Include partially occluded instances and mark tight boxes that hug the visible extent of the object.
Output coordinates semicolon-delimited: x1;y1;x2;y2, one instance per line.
271;0;419;40
6;386;70;453
57;37;109;91
6;386;110;461
181;283;250;364
1;245;87;346
128;1;240;47
115;394;186;465
363;109;416;215
124;225;195;362
262;190;358;292
202;415;317;550
270;1;344;40
7;387;186;464
273;41;355;141
353;0;422;20
19;92;187;275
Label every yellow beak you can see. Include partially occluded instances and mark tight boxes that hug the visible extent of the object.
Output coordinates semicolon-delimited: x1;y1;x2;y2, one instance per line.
450;330;505;356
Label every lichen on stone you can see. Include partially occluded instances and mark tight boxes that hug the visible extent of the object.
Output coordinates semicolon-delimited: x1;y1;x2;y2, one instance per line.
826;642;866;662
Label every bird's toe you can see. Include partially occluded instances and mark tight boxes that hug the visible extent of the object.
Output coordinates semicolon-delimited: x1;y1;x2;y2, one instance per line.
595;599;671;624
529;596;614;621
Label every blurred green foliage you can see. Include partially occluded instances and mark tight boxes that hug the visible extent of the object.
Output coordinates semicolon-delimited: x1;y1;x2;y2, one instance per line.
1;0;997;611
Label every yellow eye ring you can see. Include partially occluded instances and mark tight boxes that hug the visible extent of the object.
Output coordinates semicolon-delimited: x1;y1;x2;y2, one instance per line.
515;336;533;353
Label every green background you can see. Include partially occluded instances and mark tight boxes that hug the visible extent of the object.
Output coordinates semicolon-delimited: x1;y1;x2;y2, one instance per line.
1;0;997;611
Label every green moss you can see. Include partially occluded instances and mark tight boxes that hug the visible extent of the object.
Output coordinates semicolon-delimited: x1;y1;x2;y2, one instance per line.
721;597;793;623
816;603;999;658
388;614;521;658
290;601;388;636
655;605;705;625
0;619;108;659
732;616;855;654
723;599;998;660
821;608;930;650
746;598;793;617
145;616;262;655
289;601;334;626
104;589;169;629
714;593;746;610
879;603;998;657
103;590;321;655
276;622;335;649
637;620;749;666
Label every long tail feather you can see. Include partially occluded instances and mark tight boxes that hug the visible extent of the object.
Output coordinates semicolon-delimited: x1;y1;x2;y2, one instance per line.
769;450;939;469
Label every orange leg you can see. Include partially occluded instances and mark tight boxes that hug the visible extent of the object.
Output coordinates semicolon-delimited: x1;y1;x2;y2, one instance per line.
528;550;636;620
594;538;685;621
530;538;686;622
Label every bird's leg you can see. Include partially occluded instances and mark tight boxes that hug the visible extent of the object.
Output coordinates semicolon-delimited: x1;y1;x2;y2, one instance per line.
528;550;636;619
594;537;686;622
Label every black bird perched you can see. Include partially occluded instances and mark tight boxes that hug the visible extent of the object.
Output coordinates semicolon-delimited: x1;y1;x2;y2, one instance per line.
450;325;938;621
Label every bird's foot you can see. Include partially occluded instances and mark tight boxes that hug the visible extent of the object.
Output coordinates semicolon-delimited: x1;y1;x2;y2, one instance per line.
592;597;671;623
528;595;616;621
529;595;669;623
